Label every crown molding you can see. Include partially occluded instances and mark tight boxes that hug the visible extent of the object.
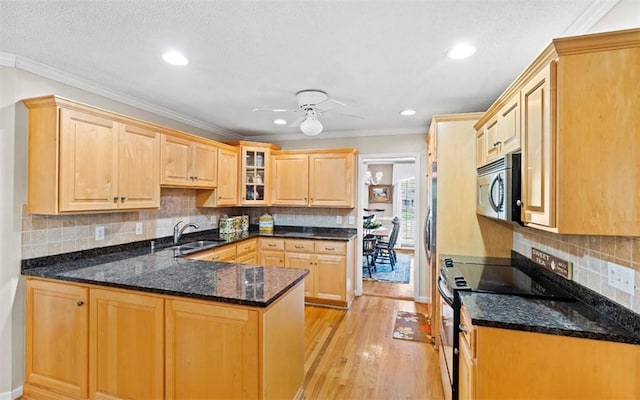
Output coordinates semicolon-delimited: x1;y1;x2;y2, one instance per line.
0;52;242;140
561;0;620;36
243;126;427;142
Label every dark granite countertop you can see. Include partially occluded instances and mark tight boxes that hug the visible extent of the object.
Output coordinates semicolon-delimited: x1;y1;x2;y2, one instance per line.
20;225;358;307
459;286;640;345
440;252;640;345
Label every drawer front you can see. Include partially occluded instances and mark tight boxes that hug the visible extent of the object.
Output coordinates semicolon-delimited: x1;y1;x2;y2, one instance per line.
314;241;346;255
259;238;285;251
236;238;257;256
285;239;314;253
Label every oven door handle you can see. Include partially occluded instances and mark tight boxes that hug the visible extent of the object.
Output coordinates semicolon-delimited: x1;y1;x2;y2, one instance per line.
437;275;454;306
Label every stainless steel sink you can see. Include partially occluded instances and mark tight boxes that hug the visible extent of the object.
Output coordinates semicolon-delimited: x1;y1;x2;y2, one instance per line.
171;240;224;254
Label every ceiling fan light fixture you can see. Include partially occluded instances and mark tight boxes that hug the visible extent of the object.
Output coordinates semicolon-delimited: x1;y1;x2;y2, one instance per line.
300;116;323;136
447;43;476;59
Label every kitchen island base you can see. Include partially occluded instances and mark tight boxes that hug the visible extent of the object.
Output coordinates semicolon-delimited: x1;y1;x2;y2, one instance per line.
24;277;305;400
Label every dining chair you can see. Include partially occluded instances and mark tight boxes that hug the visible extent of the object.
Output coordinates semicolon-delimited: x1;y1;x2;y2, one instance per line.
374;217;400;270
362;235;378;278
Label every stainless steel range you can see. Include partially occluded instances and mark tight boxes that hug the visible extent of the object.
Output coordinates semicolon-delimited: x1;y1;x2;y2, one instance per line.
436;256;572;400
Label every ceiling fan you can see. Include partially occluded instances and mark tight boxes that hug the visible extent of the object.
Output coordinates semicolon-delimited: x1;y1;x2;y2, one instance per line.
252;89;360;136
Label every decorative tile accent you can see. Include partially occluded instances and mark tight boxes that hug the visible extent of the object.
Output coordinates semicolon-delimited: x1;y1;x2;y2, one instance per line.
21;188;358;259
514;225;639;315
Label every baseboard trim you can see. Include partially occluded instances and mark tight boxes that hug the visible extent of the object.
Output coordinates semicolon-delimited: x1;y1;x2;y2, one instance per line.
0;385;23;400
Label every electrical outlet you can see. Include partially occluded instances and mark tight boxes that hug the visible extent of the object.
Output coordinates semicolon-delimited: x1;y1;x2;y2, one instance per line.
95;226;105;241
608;262;635;296
211;215;218;226
135;222;143;235
348;216;355;225
336;215;343;225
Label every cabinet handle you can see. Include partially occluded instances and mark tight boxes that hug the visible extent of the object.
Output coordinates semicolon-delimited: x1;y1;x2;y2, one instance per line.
120;196;126;202
77;300;84;307
295;245;304;249
459;323;469;333
113;196;118;202
268;244;276;247
218;196;222;200
194;176;198;180
493;141;502;147
325;247;335;251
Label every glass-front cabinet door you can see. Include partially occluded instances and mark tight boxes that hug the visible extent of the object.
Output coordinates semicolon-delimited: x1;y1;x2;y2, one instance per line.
240;146;270;205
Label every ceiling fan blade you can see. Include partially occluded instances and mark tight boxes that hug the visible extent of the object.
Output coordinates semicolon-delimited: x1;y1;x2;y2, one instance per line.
288;115;306;127
252;108;299;113
332;111;365;119
316;97;347;112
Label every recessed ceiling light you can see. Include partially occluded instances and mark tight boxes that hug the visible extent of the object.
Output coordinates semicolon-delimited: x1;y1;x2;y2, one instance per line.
400;109;417;116
162;51;189;66
273;118;287;125
447;43;476;60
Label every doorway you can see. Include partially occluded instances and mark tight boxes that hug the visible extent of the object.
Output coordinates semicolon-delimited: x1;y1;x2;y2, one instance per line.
356;153;421;300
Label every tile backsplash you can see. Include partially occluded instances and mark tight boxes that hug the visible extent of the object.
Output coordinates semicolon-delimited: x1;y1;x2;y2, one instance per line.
21;188;357;259
513;225;640;315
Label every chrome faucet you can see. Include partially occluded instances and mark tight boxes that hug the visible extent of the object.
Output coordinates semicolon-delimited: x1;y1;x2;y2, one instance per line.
173;220;199;245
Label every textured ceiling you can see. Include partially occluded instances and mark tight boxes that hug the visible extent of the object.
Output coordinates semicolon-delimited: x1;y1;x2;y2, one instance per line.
0;0;624;141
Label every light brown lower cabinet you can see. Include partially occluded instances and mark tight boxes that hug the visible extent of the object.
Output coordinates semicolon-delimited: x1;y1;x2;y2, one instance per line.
283;239;354;308
259;238;285;267
24;277;305;400
458;305;640;400
25;279;89;400
90;289;164;400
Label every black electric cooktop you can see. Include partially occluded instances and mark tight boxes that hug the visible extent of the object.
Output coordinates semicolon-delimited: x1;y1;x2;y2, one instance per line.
440;257;572;300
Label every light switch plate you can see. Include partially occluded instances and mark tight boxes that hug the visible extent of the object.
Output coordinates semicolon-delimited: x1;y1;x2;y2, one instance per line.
95;226;105;241
348;216;356;225
607;262;635;296
135;222;143;235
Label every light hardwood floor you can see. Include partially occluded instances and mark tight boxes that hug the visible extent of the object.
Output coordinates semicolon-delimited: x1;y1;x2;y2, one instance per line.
304;295;444;399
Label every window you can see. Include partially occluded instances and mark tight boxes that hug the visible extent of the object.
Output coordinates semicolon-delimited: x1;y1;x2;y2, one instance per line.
398;177;415;246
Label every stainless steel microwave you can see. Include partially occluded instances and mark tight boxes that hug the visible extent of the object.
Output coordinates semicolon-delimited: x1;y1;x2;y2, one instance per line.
477;153;522;224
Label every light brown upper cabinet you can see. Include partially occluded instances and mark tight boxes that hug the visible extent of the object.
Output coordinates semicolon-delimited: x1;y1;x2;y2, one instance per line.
271;149;357;208
477;28;640;235
196;144;239;207
160;134;218;188
476;92;521;166
23;96;160;214
228;141;281;206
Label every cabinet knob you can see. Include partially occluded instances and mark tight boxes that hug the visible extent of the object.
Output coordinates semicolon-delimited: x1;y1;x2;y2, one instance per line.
121;196;126;202
113;196;118;202
516;199;522;206
194;176;198;180
77;300;84;307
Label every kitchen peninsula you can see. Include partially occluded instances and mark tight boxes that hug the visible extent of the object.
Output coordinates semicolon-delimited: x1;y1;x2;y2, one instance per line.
21;230;323;400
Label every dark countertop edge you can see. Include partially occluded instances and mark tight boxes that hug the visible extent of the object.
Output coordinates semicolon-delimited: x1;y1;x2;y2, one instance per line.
512;250;640;337
22;226;357;271
468;317;640;345
26;267;309;308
